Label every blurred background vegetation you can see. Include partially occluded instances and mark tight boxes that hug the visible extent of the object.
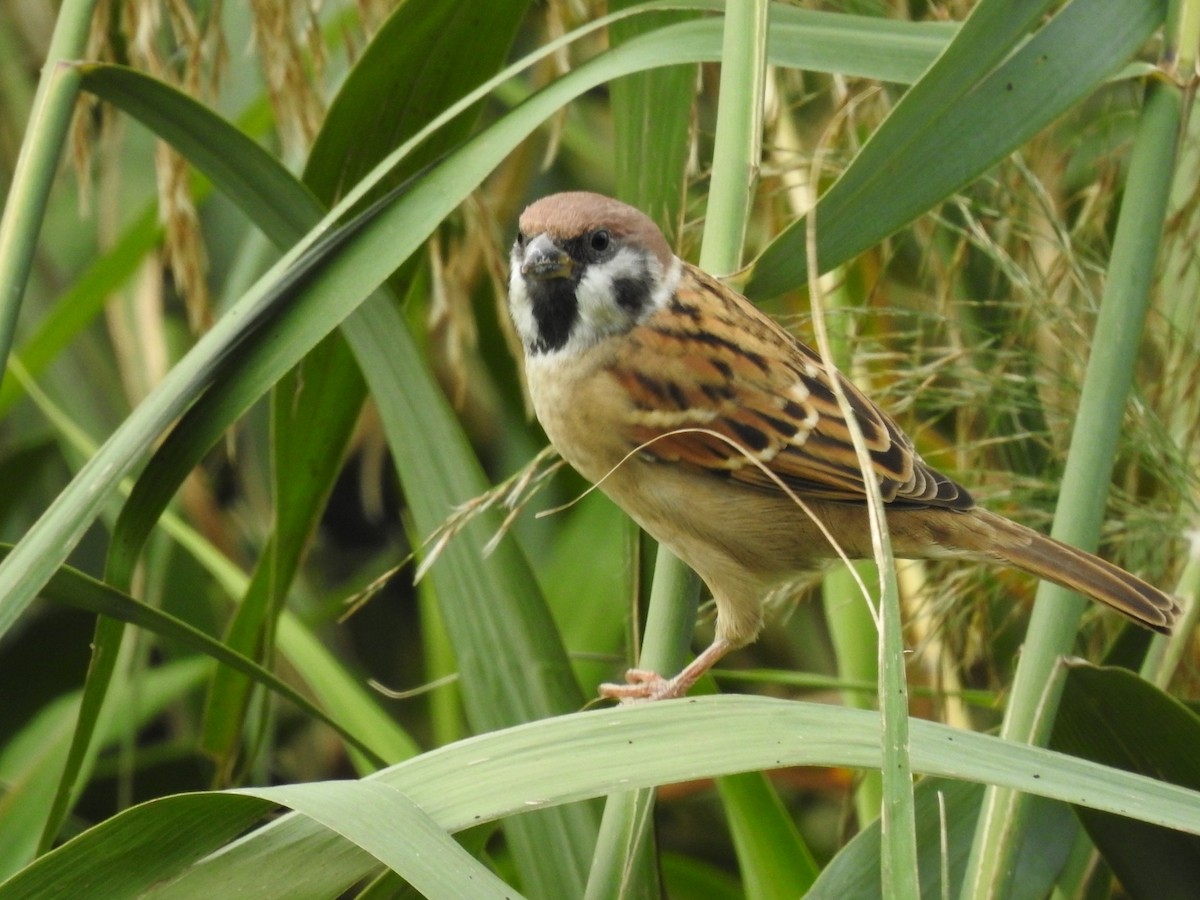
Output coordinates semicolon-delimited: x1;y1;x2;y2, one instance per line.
0;0;1197;897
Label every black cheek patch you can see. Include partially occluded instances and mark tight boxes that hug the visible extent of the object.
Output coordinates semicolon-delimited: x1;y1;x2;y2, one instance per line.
612;276;653;314
529;279;580;354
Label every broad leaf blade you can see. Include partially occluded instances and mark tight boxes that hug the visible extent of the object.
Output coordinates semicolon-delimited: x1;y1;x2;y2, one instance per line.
1052;663;1200;897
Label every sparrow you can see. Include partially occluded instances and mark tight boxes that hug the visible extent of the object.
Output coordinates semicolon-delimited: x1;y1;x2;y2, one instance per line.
507;191;1181;701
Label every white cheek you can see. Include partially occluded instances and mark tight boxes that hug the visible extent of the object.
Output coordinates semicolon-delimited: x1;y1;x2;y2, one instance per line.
653;256;682;306
575;272;625;332
574;247;670;335
507;265;539;349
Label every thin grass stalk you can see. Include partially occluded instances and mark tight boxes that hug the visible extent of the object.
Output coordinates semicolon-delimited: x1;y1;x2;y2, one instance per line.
805;199;918;900
700;0;768;272
962;78;1184;899
695;6;799;899
583;559;700;900
715;771;820;897
586;3;768;895
1167;0;1200;74
821;269;885;829
0;1;97;383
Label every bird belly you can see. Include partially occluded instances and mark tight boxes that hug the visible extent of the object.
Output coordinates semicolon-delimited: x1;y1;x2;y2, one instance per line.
527;353;850;645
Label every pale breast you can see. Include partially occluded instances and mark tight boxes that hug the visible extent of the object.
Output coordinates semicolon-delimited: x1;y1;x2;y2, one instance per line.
524;346;635;486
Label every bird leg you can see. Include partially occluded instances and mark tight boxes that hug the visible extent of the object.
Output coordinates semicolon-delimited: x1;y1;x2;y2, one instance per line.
598;637;733;702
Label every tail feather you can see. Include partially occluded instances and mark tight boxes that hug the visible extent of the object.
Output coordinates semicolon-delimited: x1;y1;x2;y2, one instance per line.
967;509;1180;634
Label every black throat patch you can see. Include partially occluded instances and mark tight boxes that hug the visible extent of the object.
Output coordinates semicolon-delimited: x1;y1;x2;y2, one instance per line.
528;276;580;354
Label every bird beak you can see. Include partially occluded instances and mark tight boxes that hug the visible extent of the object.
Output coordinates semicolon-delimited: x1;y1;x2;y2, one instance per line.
520;233;574;280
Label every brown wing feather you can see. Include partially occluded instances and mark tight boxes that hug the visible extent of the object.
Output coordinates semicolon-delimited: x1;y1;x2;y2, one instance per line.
611;265;972;510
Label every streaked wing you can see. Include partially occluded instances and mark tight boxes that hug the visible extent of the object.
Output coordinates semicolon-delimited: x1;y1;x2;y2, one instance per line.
611;265;971;509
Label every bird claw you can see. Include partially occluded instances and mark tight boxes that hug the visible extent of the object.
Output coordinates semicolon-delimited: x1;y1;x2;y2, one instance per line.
597;639;734;702
598;668;680;702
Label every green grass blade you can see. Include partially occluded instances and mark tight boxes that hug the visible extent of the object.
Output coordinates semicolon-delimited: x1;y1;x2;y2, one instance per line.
8;696;1200;898
609;2;700;243
0;0;95;377
963;78;1185;899
744;0;1166;298
0;546;391;768
0;793;273;898
808;778;1074;898
231;782;521;899
0;658;210;881
1052;663;1200;896
304;0;530;201
716;771;819;898
199;339;366;770
584;556;700;900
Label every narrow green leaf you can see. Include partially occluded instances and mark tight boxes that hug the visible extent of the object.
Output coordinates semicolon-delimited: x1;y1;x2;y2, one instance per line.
201;335;365;767
37;614;124;853
0;0;94;378
716;771;819;898
609;1;700;243
304;0;531;202
231;782;519;899
0;793;273;898
0;659;210;882
744;0;1166;298
0;545;391;768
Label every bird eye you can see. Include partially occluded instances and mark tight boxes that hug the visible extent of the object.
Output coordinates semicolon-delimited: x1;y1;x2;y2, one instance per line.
588;229;612;254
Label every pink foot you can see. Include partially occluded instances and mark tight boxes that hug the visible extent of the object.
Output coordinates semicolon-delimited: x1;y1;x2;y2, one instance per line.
597;638;734;703
598;669;682;702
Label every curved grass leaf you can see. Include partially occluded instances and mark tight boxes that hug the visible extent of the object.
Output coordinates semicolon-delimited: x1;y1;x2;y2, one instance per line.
230;782;519;899
744;0;1166;297
0;659;209;882
0;545;392;768
610;2;700;243
5;696;1200;898
305;0;530;202
717;771;820;898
